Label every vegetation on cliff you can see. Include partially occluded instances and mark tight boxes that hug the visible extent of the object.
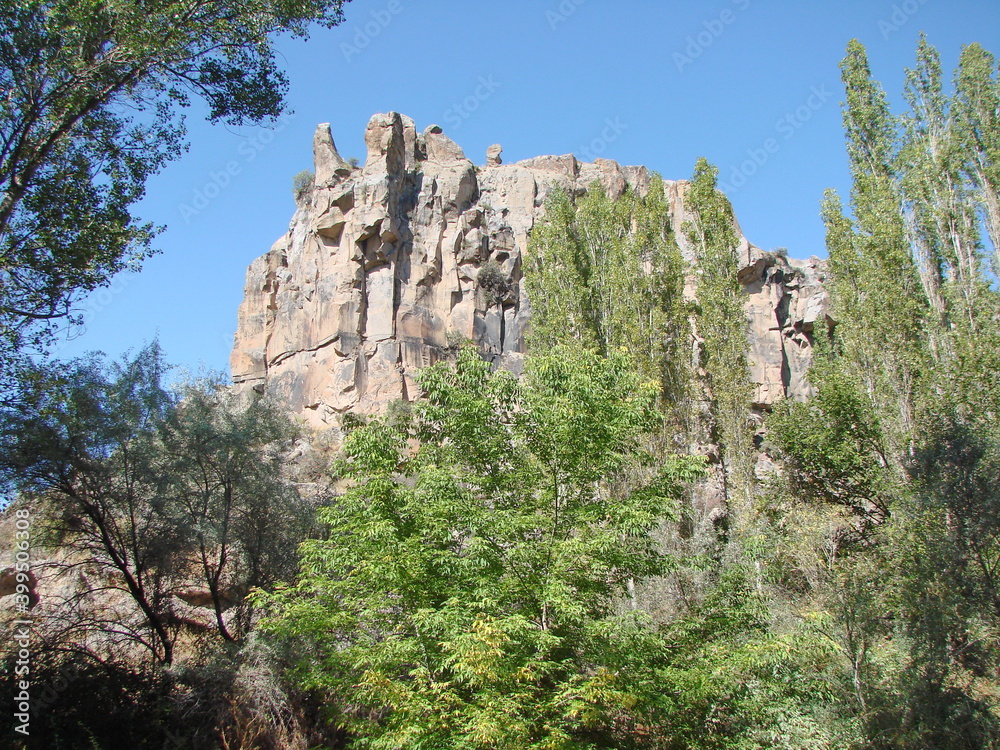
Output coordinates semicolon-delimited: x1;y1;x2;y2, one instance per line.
2;34;1000;750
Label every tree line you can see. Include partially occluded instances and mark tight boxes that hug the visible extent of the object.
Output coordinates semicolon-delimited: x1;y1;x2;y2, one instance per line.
1;14;1000;749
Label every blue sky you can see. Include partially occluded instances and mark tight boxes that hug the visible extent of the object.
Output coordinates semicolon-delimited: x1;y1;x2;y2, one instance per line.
54;0;1000;375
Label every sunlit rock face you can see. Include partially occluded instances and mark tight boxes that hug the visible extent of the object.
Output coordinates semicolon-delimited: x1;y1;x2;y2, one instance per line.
230;112;829;427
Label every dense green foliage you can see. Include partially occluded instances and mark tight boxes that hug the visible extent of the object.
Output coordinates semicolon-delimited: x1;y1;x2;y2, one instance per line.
520;37;1000;749
260;346;706;748
524;178;688;413
3;28;1000;750
682;159;755;516
0;346;329;749
768;37;1000;747
0;345;309;663
0;0;349;371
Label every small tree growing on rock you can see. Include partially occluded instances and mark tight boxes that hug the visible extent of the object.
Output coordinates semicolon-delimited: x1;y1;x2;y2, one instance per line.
477;259;508;306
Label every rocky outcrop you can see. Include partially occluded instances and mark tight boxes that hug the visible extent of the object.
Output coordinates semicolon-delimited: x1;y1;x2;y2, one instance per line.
742;253;828;409
231;113;829;427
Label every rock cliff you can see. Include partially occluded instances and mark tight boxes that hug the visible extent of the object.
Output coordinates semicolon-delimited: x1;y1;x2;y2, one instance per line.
230;113;829;426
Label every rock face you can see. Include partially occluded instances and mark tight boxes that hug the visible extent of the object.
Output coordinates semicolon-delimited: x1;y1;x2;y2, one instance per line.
231;113;829;427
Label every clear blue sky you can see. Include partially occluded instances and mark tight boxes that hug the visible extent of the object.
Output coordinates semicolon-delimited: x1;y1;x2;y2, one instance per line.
54;0;1000;375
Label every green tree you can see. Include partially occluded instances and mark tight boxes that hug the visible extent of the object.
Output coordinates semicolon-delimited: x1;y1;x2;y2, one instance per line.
260;345;706;749
899;35;974;325
645;566;861;750
157;376;309;641
0;343;182;664
0;0;350;366
524;178;688;412
767;39;1000;747
768;349;894;545
826;40;928;453
0;345;308;663
682;158;753;516
954;42;1000;268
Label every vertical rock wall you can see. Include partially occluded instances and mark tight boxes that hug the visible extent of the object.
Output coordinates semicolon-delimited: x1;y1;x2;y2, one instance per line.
230;112;829;427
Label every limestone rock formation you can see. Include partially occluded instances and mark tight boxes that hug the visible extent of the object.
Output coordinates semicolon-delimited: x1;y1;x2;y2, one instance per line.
231;113;829;427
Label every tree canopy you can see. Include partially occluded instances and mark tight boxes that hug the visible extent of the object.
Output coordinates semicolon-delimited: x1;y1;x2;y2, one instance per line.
259;345;706;748
0;0;350;368
767;37;1000;746
3;28;1000;750
0;344;309;665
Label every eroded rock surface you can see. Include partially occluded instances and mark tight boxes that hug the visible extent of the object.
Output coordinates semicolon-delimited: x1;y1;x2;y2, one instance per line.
231;113;828;427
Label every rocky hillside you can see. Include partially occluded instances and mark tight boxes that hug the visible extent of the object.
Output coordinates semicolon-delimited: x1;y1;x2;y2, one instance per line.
230;112;829;426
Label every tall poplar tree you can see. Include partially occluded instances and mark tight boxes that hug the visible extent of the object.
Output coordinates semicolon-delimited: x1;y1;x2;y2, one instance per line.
682;158;753;513
773;38;1000;746
525;177;689;414
824;40;928;454
954;43;1000;269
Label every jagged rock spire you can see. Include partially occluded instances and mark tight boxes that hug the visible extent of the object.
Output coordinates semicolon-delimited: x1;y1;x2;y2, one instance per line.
312;123;352;186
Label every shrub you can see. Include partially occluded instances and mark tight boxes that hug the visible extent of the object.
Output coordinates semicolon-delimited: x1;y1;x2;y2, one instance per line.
292;170;314;200
476;260;507;306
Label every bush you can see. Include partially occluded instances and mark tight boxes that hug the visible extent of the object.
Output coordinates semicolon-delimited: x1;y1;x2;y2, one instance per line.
446;328;469;351
476;260;507;306
292;170;314;200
